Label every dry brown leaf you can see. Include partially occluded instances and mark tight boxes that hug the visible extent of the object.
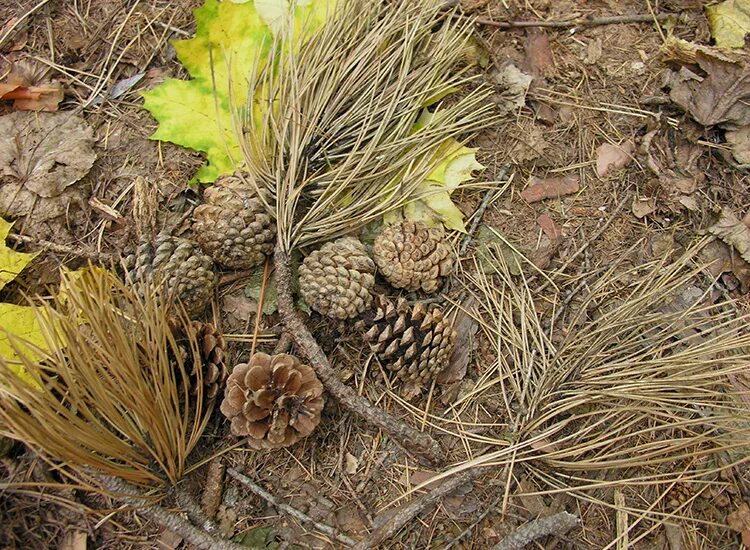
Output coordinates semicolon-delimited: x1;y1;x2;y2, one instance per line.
0;61;63;112
667;50;750;128
0;112;96;221
725;125;750;164
492;63;532;117
524;31;554;78
727;502;750;546
584;37;603;65
436;296;477;385
156;529;183;550
707;207;750;264
632;197;657;219
521;174;580;203
595;141;634;178
536;213;561;240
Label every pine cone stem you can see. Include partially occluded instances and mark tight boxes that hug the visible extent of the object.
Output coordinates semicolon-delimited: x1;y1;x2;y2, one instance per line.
274;246;444;466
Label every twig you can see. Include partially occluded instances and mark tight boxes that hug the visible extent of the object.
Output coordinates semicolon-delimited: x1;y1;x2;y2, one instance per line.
536;192;630;294
7;233;114;263
443;492;503;550
491;512;580;550
353;467;484;550
174;485;220;534
475;13;678;30
273;332;294;354
274;246;444;466
95;474;246;550
459;164;511;257
226;468;357;547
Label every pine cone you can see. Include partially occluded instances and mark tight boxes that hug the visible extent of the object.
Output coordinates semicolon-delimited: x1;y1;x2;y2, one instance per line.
299;237;376;319
130;232;217;317
192;174;276;269
170;319;227;401
373;220;454;293
220;353;325;449
360;296;456;383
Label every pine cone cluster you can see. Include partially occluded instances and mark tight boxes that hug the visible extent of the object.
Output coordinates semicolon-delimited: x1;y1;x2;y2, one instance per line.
373;220;454;293
360;296;456;383
220;353;325;449
299;237;376;319
192;174;276;269
129;232;217;317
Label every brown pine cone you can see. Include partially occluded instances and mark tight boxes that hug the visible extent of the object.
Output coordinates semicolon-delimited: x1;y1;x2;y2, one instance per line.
220;353;325;449
372;220;454;293
169;320;227;402
298;237;376;319
192;173;276;269
129;232;217;317
360;296;456;383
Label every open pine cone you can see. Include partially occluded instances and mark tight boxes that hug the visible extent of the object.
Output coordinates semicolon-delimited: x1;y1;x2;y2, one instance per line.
165;319;227;402
372;220;454;293
220;353;325;449
192;174;276;269
299;237;376;319
360;296;456;383
129;232;217;317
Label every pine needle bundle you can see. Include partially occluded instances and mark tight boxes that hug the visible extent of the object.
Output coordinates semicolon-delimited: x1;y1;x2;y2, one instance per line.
235;0;495;249
445;244;750;518
0;268;212;487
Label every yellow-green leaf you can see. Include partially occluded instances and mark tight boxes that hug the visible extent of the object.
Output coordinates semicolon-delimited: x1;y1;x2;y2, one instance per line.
707;0;750;49
141;0;332;183
0;304;47;384
0;219;37;292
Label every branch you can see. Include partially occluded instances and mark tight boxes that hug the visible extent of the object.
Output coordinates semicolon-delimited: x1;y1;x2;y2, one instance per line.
353;467;484;550
95;474;246;550
492;512;580;550
226;468;356;547
273;245;444;466
7;232;114;263
475;13;678;30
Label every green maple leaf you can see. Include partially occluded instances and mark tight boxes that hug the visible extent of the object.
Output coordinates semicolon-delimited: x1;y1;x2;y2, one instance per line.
142;0;331;183
707;0;750;49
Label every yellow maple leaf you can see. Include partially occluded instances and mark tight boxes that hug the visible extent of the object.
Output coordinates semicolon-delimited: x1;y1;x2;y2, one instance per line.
707;0;750;49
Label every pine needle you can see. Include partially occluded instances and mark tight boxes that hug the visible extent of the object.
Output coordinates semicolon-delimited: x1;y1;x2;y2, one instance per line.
0;268;212;488
234;0;497;250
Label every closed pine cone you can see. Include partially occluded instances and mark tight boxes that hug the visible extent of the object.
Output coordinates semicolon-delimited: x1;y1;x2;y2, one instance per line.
130;232;217;317
373;220;454;293
360;296;456;383
220;353;325;449
299;237;375;319
192;174;276;269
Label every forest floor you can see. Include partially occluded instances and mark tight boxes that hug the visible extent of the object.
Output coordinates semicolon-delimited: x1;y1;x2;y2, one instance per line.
1;0;750;548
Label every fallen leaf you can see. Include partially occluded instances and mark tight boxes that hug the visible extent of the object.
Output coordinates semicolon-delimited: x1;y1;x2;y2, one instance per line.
142;0;329;183
632;197;657;219
584;37;603;65
344;452;358;475
725;125;750;164
244;266;279;315
475;225;522;275
0;60;63;112
524;31;554;77
521;174;579;203
492;63;533;117
0;219;37;291
436;296;477;385
59;530;87;550
385;117;484;232
727;502;750;546
536;213;561;240
667;50;750;128
156;529;184;550
0;112;96;220
706;0;750;49
595;141;635;178
506;125;549;164
707;207;750;263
